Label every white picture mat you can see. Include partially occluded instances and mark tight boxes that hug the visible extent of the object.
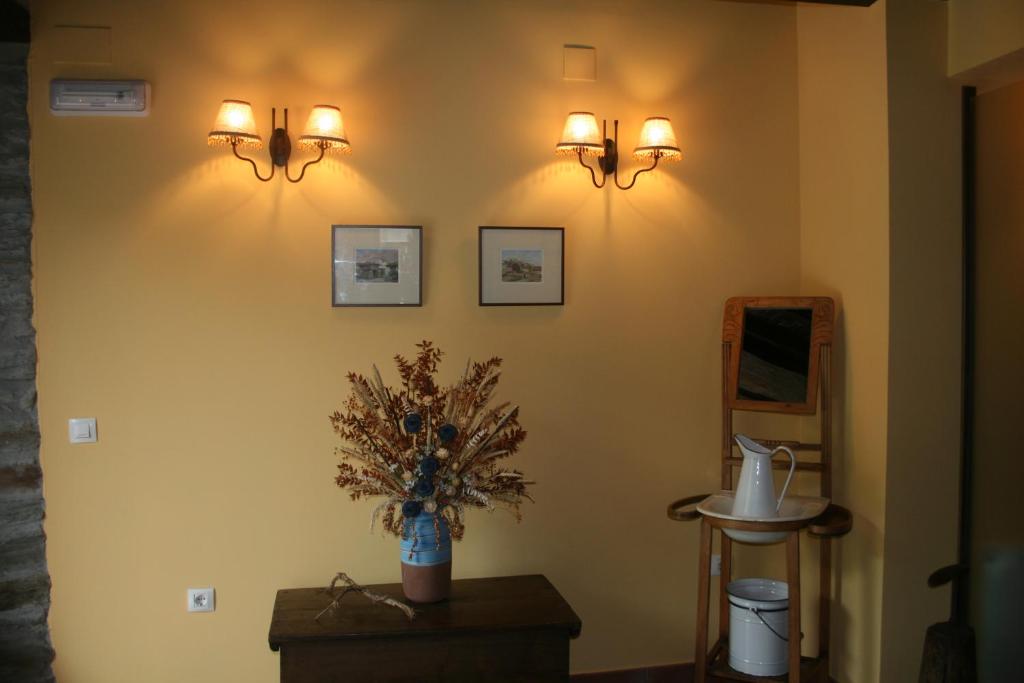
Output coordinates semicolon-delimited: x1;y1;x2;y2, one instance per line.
480;228;563;304
333;226;421;305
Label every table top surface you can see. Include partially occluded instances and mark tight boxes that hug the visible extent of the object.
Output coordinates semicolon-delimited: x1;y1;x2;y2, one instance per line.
268;574;582;651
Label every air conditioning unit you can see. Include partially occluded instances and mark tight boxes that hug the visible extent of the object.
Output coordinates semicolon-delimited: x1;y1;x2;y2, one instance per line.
49;79;150;117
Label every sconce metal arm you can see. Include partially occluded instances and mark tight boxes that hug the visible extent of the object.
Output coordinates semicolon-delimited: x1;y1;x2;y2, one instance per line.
286;144;326;184
232;142;275;182
614;152;660;191
577;149;607;188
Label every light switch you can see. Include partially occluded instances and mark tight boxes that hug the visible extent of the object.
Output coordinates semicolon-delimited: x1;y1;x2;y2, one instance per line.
68;418;97;444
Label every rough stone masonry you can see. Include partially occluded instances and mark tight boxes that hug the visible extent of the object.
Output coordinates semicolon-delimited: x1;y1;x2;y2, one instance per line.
0;1;56;680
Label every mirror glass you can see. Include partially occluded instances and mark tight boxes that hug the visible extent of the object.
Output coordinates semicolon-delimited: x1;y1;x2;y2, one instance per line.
737;307;813;403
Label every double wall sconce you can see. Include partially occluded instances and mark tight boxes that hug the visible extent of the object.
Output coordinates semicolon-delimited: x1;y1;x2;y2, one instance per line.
556;113;680;190
207;100;350;183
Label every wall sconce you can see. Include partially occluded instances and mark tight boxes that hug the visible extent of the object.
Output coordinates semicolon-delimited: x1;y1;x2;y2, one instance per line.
207;100;351;183
556;112;680;190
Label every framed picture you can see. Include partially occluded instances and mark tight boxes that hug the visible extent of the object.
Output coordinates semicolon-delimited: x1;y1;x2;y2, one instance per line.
479;226;564;306
332;225;422;307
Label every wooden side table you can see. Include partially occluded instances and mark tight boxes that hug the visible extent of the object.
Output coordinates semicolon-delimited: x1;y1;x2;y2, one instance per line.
268;574;582;683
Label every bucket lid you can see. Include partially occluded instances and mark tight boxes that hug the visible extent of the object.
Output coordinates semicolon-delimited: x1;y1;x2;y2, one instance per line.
726;578;789;609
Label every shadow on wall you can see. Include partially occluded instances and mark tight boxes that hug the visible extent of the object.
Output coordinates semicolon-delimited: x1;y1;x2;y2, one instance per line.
829;303;882;682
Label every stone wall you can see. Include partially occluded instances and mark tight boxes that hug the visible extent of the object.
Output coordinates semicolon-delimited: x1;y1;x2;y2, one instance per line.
0;2;55;681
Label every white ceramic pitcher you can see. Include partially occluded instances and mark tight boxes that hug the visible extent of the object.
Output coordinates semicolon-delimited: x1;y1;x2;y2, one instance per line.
732;434;797;518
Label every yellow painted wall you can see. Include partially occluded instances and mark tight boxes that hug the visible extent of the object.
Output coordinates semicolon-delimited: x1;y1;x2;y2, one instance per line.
796;2;970;680
796;3;890;681
881;1;964;681
948;0;1024;77
30;1;807;680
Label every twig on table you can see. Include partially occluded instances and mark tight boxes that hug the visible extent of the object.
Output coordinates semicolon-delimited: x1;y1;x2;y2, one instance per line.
315;572;416;621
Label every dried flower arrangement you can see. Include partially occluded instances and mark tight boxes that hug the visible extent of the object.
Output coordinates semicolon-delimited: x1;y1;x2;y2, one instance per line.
331;341;532;542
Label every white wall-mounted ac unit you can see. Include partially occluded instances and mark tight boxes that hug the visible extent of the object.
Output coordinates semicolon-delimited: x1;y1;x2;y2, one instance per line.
49;80;150;117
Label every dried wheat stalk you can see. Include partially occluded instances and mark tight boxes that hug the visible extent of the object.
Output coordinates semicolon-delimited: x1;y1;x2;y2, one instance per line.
315;572;416;621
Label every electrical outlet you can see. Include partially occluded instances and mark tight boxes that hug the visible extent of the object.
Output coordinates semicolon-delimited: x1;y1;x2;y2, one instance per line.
710;554;722;577
187;588;215;613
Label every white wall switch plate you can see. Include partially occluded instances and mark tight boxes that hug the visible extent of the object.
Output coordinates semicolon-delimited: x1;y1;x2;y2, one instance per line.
68;418;97;444
187;588;215;613
711;554;722;577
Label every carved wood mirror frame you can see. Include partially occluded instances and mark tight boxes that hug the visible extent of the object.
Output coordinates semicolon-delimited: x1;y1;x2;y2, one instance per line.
723;296;835;415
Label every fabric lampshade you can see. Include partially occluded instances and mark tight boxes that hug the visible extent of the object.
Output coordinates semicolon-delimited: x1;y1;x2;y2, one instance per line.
556;112;604;156
633;116;681;161
208;99;262;148
298;105;351;152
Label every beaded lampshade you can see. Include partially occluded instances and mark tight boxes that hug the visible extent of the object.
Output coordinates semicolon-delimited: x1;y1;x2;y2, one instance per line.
298;105;351;152
555;112;604;156
633;116;681;161
207;99;262;148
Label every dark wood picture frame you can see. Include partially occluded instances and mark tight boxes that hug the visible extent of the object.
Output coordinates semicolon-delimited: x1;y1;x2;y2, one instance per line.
722;296;835;414
331;225;423;307
478;226;564;306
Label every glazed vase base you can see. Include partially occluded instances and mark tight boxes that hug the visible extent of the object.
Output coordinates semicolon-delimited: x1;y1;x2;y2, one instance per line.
401;561;452;603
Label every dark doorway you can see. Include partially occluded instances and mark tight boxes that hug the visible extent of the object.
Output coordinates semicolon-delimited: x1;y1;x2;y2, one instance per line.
965;80;1024;682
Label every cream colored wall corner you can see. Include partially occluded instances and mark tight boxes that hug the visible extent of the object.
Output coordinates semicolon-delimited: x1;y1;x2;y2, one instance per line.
881;1;965;681
796;2;890;681
797;2;967;681
29;1;803;680
948;0;1024;78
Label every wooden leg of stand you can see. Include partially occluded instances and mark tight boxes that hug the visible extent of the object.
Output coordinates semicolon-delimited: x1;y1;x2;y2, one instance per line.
720;534;732;646
787;532;801;683
695;518;712;683
819;537;832;677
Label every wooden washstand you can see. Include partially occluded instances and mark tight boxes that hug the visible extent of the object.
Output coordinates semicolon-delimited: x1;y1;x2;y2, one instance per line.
668;297;852;683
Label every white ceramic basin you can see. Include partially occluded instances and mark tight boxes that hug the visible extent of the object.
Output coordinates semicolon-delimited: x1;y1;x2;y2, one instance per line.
696;491;830;545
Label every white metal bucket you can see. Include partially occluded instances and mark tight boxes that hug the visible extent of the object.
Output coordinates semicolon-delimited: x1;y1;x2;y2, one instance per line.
727;578;789;677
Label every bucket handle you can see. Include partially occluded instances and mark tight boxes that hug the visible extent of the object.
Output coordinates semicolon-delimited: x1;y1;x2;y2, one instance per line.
749;606;804;644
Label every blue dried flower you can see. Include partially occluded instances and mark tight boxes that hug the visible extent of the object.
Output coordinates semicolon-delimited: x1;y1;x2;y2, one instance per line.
403;413;423;434
414;478;435;497
438;423;459;443
419;456;440;476
401;500;422;518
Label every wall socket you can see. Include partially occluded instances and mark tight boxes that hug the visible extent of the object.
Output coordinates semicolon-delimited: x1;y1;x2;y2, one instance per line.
187;588;215;612
710;554;722;577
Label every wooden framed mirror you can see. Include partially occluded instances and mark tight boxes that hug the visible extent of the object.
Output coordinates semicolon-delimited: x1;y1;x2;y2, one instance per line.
723;296;835;415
